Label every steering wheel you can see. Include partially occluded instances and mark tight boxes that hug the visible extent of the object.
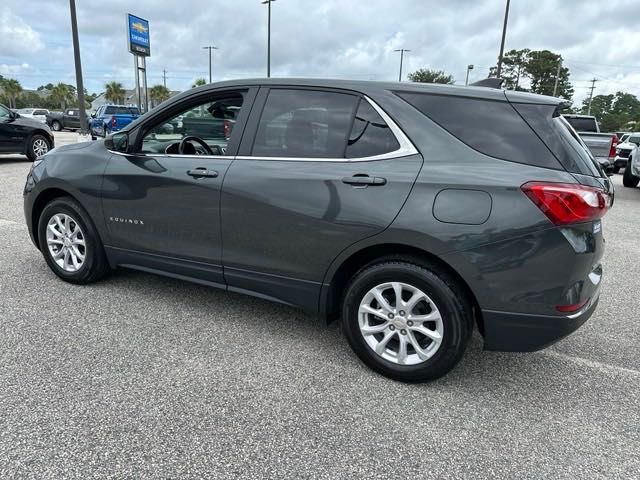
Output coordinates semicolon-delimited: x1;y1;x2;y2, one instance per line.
179;136;214;155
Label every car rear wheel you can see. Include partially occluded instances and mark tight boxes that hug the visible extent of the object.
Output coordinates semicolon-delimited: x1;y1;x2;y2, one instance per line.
623;160;640;188
37;197;110;284
51;120;62;131
26;134;50;161
341;258;471;382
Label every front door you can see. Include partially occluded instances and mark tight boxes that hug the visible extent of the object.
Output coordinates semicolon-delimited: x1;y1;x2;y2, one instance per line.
0;105;23;152
101;88;255;285
220;87;423;309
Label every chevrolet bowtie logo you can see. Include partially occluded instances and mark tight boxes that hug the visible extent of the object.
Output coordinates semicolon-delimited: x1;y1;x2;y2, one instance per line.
131;22;148;33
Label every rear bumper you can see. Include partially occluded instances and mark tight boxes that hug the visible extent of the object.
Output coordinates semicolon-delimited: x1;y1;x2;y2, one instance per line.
482;294;599;352
614;156;629;168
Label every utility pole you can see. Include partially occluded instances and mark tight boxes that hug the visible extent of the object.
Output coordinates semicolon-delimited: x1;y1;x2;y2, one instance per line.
162;69;167;88
69;0;87;135
394;49;411;82
496;0;511;78
552;58;562;97
262;0;276;77
202;45;218;83
587;78;598;115
465;64;474;86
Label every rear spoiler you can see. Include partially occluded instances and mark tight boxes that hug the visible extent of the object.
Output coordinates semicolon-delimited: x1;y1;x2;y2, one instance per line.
470;78;504;89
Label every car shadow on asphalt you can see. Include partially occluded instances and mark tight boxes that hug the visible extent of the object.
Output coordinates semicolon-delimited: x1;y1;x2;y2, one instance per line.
95;268;609;393
0;155;30;164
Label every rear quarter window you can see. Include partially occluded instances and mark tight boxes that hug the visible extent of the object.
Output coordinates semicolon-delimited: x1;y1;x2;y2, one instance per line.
396;92;562;170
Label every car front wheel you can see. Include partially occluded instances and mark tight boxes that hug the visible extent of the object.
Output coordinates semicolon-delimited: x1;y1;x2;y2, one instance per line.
342;259;471;382
623;160;640;188
26;134;50;161
51;120;62;131
37;197;110;284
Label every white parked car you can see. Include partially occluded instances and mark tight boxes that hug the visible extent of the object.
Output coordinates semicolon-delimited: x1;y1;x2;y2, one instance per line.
17;108;50;124
613;132;640;173
623;145;640;188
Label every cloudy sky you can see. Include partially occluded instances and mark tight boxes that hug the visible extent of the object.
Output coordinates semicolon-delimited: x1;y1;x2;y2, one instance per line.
2;0;640;106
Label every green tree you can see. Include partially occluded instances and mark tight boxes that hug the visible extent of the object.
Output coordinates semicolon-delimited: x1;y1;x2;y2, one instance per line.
1;78;23;108
407;68;454;84
104;81;125;104
49;83;76;109
192;78;207;88
526;50;573;100
582;91;640;131
149;84;171;108
489;48;530;90
37;83;54;91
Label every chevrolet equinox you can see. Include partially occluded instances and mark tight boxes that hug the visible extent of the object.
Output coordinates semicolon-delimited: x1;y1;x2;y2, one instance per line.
23;79;612;382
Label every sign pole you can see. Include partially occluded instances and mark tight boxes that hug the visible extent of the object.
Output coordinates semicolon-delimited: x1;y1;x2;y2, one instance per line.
69;0;88;135
141;56;148;113
134;55;142;112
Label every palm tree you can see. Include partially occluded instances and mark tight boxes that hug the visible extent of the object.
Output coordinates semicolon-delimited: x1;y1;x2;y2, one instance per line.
148;85;171;108
49;83;75;109
192;78;207;88
104;81;125;104
1;78;23;109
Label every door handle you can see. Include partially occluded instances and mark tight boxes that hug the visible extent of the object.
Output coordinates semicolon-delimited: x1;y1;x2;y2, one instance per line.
341;175;387;186
187;168;219;178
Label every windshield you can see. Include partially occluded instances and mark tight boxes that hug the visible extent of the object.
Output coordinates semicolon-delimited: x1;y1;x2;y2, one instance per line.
564;116;599;133
105;106;140;115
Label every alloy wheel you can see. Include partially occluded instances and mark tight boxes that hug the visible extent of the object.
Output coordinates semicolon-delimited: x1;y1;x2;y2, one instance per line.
358;282;444;365
32;138;49;157
45;213;86;272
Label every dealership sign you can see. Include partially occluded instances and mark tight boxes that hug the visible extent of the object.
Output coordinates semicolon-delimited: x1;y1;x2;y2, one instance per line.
127;14;150;56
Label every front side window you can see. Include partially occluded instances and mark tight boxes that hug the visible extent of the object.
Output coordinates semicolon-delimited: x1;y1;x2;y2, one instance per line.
140;91;244;155
252;89;358;158
0;105;11;119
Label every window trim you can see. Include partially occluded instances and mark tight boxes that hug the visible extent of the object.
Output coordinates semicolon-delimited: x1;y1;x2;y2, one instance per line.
237;95;418;162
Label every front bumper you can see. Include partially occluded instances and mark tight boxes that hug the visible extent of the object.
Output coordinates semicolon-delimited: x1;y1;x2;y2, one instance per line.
481;294;599;352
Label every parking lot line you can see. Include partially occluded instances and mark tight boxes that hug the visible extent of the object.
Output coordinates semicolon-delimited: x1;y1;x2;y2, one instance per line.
542;350;640;377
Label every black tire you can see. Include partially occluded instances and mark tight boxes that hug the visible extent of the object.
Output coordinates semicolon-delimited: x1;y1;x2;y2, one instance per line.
623;160;640;188
51;120;62;131
37;197;110;284
342;258;471;382
26;134;51;161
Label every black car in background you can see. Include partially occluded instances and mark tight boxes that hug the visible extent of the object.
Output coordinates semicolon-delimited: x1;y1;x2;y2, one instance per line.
23;79;612;381
0;103;54;160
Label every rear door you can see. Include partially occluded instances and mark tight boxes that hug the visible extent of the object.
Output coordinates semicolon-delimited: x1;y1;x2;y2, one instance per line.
65;109;79;128
220;86;423;309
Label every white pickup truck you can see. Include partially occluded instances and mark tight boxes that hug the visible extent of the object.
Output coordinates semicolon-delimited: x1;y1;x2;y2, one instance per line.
563;114;618;173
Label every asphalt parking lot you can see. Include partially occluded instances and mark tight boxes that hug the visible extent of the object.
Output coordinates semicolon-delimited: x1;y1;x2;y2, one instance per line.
1;134;639;479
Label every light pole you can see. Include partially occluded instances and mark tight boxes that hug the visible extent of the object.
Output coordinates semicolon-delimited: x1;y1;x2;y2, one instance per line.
262;0;276;77
394;49;411;82
496;0;511;78
69;0;87;134
465;64;474;86
202;45;218;83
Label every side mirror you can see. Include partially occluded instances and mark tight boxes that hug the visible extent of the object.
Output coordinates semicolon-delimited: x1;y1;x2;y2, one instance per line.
105;131;129;152
9;111;18;119
91;113;96;118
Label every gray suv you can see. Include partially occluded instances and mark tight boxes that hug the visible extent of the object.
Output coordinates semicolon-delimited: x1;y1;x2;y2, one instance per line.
23;79;612;381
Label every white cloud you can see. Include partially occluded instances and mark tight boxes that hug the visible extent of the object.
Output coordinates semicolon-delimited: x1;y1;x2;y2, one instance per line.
0;7;44;55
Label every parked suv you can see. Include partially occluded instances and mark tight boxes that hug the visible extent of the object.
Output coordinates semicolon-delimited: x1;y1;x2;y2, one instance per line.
0;103;54;160
23;79;611;381
613;132;640;173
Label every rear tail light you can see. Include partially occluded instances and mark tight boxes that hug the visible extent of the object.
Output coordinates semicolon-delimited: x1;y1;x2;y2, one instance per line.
521;182;610;225
609;134;618;159
111;116;117;128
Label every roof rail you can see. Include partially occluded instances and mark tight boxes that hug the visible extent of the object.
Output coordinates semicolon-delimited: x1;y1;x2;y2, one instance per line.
469;78;504;89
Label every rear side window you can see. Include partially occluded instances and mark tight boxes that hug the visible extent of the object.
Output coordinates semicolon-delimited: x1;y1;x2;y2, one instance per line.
252;89;358;158
346;100;399;158
514;103;600;177
396;92;561;170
